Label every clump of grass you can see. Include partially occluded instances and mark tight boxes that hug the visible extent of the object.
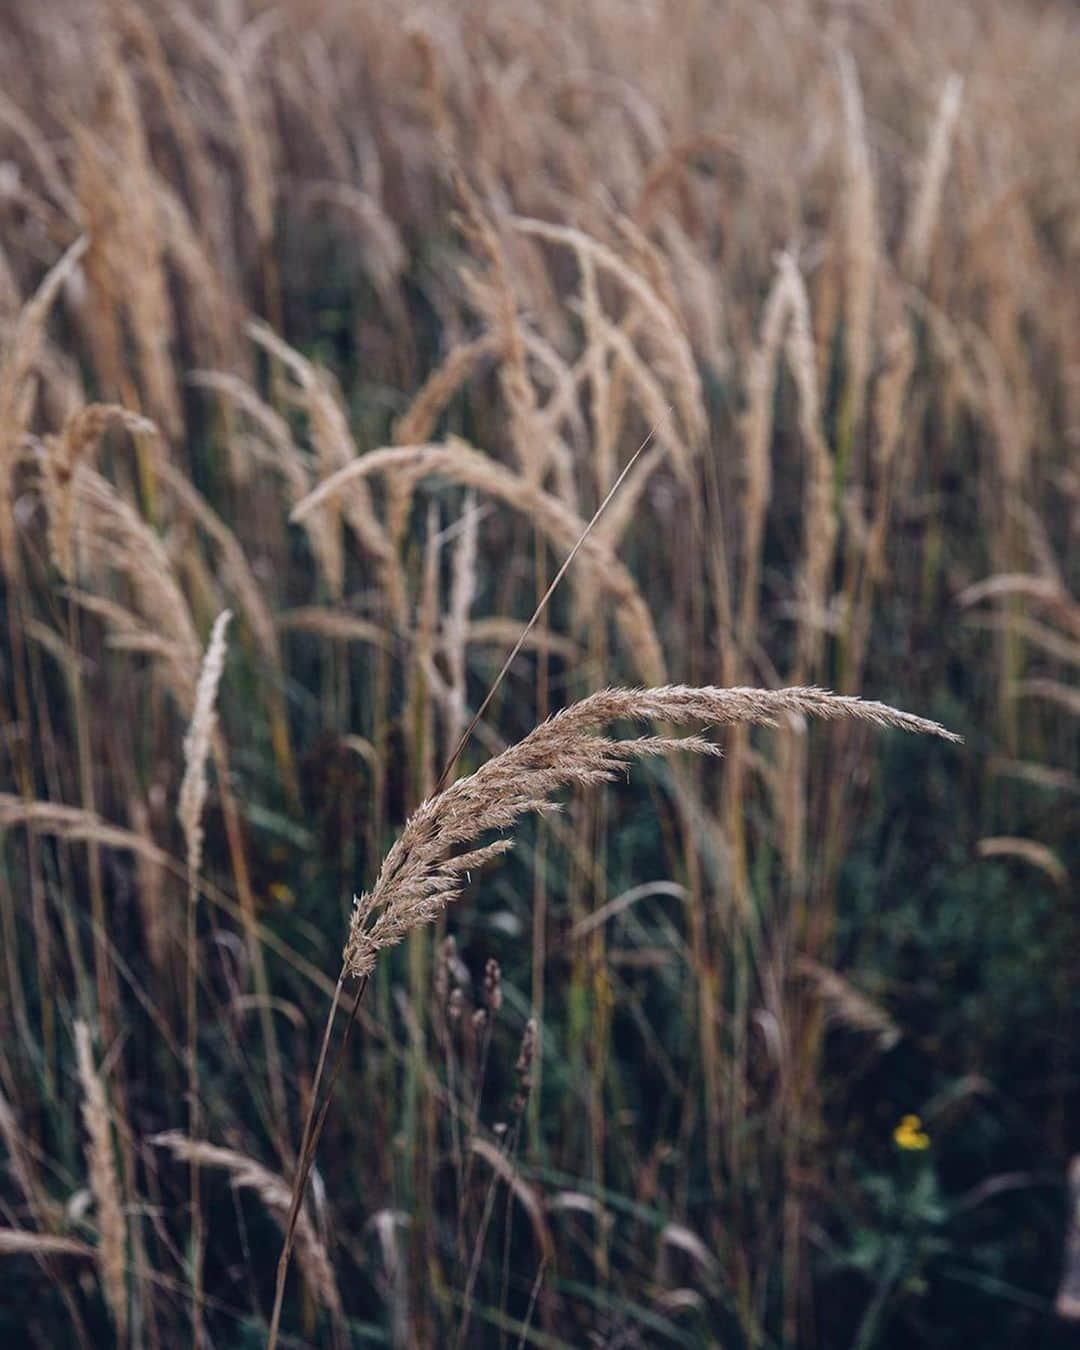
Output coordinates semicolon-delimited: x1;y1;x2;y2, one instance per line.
269;681;957;1345
73;1020;127;1340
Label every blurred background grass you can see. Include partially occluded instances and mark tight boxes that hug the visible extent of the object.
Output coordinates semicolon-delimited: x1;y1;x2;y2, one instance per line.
0;0;1077;1345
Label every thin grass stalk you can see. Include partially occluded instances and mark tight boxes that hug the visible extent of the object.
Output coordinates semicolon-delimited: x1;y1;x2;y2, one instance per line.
178;609;231;1350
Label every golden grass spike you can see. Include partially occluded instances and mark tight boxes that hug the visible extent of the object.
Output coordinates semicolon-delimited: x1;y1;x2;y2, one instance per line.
903;75;964;285
393;334;500;447
71;466;201;705
795;956;900;1050
74;1022;127;1339
0;235;87;578
40;403;155;582
154;456;281;672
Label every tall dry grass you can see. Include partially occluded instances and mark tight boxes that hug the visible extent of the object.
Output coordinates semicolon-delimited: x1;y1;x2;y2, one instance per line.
0;0;1075;1345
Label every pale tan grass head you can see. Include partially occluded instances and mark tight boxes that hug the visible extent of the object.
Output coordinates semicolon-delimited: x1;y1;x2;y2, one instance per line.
344;685;959;980
74;1021;127;1339
39;402;155;582
178;609;232;880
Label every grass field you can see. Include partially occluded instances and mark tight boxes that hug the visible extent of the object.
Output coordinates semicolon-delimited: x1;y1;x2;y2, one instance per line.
0;1;1077;1345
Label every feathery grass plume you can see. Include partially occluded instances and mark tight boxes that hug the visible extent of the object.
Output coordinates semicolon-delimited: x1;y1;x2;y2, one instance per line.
167;7;275;253
291;438;667;684
454;617;578;662
964;610;1080;668
393;334;500;446
300;181;406;310
187;368;346;593
152;455;281;675
0;793;169;868
780;251;836;679
866;318;916;574
108;0;218;245
989;759;1079;795
903;75;964;285
774;255;834;879
178;609;232;882
40;403;155;582
0;235;87;578
177;607;230;1350
247;320;406;618
452;171;542;481
412;503;443;795
95;19;180;433
587;310;692;491
74;1021;127;1340
1011;678;1080;718
957;572;1072;612
152;178;237;372
72;127;127;400
738;258;794;654
0;89;81;223
62;465;202;705
344;685;959;980
275;607;393;649
152;1133;343;1325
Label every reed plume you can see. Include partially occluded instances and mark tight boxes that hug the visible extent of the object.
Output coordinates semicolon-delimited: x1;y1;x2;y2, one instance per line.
178;610;232;881
344;685;958;980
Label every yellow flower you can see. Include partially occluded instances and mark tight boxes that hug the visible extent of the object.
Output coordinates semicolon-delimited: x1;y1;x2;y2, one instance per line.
893;1113;931;1150
268;881;295;908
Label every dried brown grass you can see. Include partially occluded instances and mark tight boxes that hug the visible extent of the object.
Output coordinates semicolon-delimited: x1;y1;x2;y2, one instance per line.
74;1021;127;1339
152;1132;344;1328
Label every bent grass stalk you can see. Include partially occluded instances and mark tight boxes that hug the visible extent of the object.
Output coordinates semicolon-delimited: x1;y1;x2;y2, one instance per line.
267;399;958;1346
